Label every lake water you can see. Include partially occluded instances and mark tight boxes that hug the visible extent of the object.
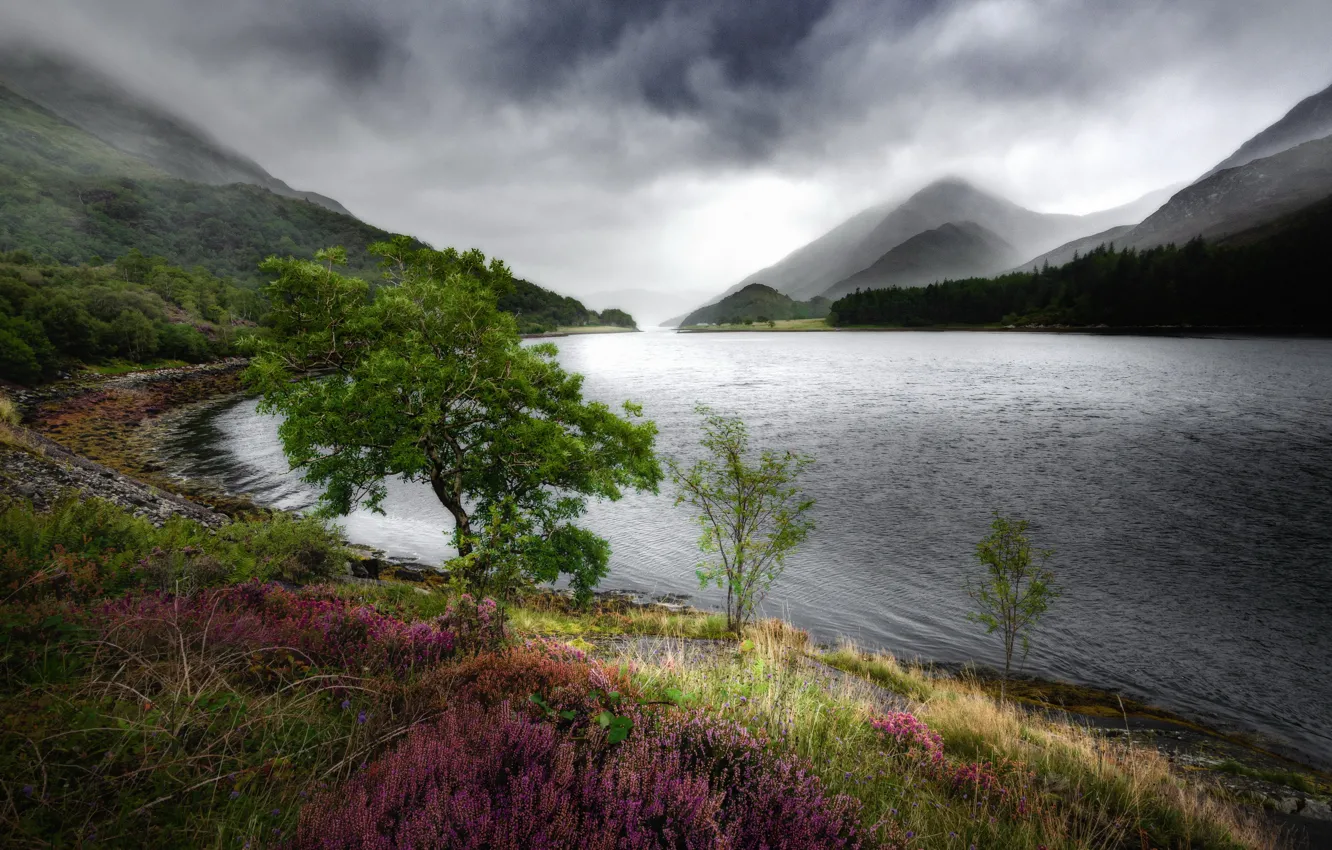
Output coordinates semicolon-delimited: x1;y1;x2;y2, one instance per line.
162;330;1332;767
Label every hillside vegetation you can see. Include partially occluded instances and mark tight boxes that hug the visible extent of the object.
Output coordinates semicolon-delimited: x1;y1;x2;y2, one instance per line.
680;282;829;326
0;85;395;283
0;250;259;384
830;195;1332;329
0;494;1284;849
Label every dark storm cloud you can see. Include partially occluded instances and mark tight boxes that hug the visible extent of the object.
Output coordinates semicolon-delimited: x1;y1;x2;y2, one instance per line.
2;0;1331;305
237;6;408;90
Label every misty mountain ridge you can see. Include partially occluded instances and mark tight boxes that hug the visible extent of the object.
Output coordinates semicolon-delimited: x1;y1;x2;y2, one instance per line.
821;221;1019;301
0;48;351;216
1124;134;1332;250
1204;80;1332;177
681;177;1180;325
1014;81;1332;271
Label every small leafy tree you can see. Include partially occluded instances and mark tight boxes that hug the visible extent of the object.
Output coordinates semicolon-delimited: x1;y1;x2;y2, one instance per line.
246;241;662;602
965;512;1060;699
670;405;814;632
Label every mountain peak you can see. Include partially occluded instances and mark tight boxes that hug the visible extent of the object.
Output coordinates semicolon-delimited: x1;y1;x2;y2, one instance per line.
907;176;987;201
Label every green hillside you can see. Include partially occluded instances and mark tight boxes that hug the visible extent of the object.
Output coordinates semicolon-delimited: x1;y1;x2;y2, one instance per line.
680;283;830;327
0;84;394;283
829;194;1332;329
0;82;631;340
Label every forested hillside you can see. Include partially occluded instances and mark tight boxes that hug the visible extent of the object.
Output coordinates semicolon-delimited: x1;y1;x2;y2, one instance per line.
829;196;1332;329
0;85;394;283
680;283;829;326
0;250;257;384
0;83;629;349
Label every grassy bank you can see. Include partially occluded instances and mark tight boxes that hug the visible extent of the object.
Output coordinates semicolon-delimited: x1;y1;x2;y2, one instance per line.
1;494;1315;849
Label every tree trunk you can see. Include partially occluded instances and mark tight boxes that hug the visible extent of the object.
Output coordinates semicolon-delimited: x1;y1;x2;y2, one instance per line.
430;472;480;584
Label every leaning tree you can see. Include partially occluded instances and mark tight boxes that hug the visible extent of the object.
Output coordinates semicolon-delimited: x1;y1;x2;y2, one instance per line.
245;239;661;601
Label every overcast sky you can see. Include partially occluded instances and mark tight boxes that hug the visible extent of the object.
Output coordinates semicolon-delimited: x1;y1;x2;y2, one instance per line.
4;0;1332;302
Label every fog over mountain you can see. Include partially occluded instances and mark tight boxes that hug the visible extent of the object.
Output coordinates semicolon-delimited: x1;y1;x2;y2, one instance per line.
821;221;1017;301
1204;81;1332;177
1016;89;1332;271
1;1;1330;300
0;50;350;215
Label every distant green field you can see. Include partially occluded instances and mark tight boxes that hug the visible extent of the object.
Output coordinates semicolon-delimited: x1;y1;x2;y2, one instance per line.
557;325;639;334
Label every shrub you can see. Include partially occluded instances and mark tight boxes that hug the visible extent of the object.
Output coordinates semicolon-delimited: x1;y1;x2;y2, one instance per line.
436;593;506;656
212;513;347;583
294;702;864;850
872;711;1034;819
0;495;160;600
135;546;230;593
100;582;458;680
445;639;633;716
156;322;213;362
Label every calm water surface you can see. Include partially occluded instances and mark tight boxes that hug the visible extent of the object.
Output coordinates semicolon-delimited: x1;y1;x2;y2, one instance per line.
164;331;1332;766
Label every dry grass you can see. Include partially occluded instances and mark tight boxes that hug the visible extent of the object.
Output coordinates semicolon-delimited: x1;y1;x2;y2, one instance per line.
0;391;18;427
820;643;1281;849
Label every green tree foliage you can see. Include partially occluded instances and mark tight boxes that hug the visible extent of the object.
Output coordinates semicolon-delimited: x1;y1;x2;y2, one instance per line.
596;308;638;329
0;250;255;383
830;198;1332;329
670;405;815;632
964;513;1059;700
681;284;830;327
246;241;662;602
497;277;607;334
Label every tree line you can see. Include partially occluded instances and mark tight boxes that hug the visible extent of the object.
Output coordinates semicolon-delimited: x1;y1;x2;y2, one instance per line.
829;198;1332;329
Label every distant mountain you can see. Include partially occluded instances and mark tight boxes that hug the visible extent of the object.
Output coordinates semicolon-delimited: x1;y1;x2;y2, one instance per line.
1204;81;1332;177
693;178;1178;319
830;192;1332;330
581;287;716;327
1123;134;1332;250
0;49;351;216
821;221;1018;301
0;73;606;332
679;283;829;327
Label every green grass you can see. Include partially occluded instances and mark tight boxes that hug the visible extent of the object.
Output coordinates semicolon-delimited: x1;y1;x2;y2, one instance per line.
1212;759;1319;795
820;641;937;701
553;325;639;335
84;358;190;376
0;495;1285;848
506;603;730;638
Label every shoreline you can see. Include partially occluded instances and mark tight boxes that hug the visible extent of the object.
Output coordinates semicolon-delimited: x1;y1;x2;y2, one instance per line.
6;362;1331;796
676;323;1332;337
522;325;640;339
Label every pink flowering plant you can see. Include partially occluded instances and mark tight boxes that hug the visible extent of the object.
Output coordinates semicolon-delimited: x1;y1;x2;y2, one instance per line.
436;593;505;655
871;711;1037;821
295;702;865;850
100;581;459;681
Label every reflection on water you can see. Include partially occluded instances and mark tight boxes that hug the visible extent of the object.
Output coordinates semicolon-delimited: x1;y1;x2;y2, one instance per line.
163;330;1332;766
